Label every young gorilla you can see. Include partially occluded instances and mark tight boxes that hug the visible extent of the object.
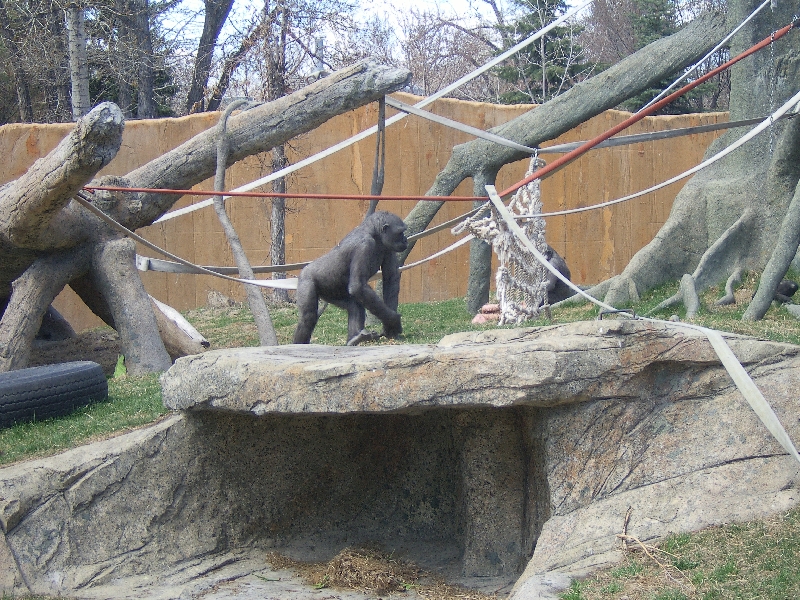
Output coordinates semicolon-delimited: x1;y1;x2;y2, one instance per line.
293;211;408;346
543;245;573;304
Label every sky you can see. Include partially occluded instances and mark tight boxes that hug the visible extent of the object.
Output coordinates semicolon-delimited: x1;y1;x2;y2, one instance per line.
358;0;497;24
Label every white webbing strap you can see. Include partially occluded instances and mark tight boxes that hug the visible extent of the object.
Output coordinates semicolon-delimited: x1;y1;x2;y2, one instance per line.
75;193;297;290
687;324;800;464
486;185;800;466
385;97;538;154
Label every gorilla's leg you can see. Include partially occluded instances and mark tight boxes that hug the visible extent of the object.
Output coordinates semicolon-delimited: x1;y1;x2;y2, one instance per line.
293;278;320;344
345;300;367;341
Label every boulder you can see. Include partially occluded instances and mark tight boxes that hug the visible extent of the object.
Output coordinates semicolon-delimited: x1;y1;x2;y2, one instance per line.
1;320;799;599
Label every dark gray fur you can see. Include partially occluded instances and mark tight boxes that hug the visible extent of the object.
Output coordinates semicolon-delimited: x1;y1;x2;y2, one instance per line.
544;245;572;304
293;211;407;345
774;279;798;304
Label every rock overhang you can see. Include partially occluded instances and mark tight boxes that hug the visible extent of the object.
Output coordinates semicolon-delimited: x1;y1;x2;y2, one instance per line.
161;319;789;416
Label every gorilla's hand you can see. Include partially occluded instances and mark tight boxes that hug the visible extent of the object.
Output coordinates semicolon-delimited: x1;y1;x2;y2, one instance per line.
382;311;403;338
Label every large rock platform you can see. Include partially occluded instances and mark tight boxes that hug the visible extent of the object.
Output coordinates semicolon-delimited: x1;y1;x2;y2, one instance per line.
2;320;799;599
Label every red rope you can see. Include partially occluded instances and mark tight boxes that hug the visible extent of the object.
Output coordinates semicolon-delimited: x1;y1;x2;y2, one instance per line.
83;185;485;202
498;19;798;197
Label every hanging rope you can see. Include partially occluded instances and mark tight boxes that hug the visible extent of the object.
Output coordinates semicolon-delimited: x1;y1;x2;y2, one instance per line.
455;156;550;324
366;97;386;217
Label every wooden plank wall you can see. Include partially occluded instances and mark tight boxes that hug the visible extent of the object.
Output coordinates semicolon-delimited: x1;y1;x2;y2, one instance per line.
0;93;726;331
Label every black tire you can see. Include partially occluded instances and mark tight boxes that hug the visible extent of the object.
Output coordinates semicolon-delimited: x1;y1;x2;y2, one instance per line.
0;361;108;428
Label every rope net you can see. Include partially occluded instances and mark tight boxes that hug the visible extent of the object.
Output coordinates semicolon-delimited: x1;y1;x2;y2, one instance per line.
454;156;549;324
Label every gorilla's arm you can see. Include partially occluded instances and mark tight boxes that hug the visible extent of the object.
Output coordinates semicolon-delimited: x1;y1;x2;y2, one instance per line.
381;251;401;312
347;239;395;322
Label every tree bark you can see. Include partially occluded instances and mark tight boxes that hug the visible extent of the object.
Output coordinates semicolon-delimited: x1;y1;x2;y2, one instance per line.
465;170;498;313
0;248;90;371
131;0;156;119
0;1;33;122
0;102;124;249
66;4;91;120
186;0;235;113
743;177;800;320
91;236;171;373
0;61;411;372
270;145;290;304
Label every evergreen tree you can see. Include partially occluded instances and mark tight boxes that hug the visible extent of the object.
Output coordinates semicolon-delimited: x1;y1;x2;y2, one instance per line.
495;0;592;104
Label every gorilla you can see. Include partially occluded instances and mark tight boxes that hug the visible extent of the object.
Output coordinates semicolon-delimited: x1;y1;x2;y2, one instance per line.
775;279;799;304
293;211;408;346
543;245;573;304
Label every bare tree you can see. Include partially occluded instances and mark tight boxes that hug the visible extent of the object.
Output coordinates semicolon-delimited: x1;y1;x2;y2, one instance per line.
65;2;90;119
186;0;234;113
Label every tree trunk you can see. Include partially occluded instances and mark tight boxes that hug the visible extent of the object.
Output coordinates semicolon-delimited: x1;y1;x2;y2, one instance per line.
91;236;172;373
66;4;91;120
465;171;498;313
270;144;290;304
186;0;235;113
0;248;90;371
601;0;800;316
265;1;291;304
0;4;34;122
0;61;411;373
48;4;72;122
131;0;156;119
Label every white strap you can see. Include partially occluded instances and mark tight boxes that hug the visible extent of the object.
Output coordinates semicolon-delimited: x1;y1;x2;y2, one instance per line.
523;89;800;218
385;97;537;154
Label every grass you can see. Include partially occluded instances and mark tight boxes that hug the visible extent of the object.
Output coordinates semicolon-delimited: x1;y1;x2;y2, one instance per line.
184;296;476;347
560;505;800;599
3;274;800;599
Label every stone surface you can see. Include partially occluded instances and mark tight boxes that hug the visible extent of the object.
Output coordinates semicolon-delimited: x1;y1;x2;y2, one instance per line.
2;320;800;599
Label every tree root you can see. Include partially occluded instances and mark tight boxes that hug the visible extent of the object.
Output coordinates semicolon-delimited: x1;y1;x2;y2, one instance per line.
714;267;743;306
648;274;700;318
743;177;800;321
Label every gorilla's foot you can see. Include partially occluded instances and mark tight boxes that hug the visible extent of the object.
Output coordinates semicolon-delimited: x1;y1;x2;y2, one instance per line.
346;329;382;346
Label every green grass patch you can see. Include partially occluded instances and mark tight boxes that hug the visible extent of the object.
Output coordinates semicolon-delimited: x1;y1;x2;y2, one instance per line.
560;505;800;599
0;374;165;466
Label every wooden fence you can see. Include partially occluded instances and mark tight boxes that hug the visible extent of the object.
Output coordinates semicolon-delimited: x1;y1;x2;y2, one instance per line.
0;93;726;331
